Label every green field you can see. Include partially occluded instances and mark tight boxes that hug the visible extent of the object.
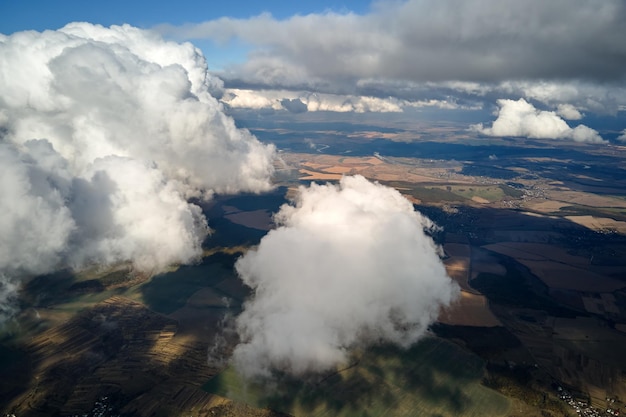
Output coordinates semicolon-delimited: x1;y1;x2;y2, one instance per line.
429;184;524;202
204;337;510;417
137;252;244;314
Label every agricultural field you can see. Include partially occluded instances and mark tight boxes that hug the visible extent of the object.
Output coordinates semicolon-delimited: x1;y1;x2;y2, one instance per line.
482;242;625;292
438;291;502;327
204;337;511;417
3;140;626;416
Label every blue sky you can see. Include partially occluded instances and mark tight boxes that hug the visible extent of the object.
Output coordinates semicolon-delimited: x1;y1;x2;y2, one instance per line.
0;0;370;34
0;0;371;68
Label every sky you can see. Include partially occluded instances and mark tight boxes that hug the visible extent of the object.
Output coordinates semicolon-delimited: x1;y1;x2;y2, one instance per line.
3;0;626;135
0;0;369;66
0;0;371;31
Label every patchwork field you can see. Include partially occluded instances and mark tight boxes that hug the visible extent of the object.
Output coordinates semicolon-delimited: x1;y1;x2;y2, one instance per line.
281;153;471;185
565;215;626;234
3;144;626;416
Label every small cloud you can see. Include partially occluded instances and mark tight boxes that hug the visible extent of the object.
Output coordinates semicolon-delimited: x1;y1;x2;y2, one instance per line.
280;98;308;113
617;129;626;142
488;154;498;160
556;103;583;120
471;98;606;144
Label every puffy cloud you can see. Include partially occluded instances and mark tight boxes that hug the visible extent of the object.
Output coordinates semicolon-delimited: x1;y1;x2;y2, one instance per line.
232;176;459;378
68;155;209;272
0;141;75;276
1;24;275;194
472;99;606;143
0;23;276;321
617;129;626;142
556;103;583;120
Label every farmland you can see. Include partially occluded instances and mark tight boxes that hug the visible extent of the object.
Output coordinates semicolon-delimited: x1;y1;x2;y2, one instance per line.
3;122;626;416
204;337;511;417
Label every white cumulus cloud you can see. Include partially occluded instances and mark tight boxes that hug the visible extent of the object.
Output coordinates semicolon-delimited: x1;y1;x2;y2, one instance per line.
232;176;459;378
556;103;583;120
472;99;606;143
221;88;464;113
0;23;276;321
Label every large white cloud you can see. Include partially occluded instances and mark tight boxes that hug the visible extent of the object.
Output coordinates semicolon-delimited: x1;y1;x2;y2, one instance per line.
1;23;275;194
471;99;606;143
0;23;276;321
232;176;459;378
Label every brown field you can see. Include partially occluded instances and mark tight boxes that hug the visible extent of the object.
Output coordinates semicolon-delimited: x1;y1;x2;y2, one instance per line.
565;215;626;234
525;200;569;213
482;243;545;261
490;230;563;243
471;262;507;279
445;258;471;291
443;243;475;293
470;246;507;279
401;194;422;205
482;242;589;267
581;293;621;316
519;260;624;292
472;196;490;204
444;243;471;258
438;291;501;327
319;165;357;174
299;168;343;180
482;242;625;291
282;153;473;184
341;156;384;166
546;190;626;208
224;209;273;230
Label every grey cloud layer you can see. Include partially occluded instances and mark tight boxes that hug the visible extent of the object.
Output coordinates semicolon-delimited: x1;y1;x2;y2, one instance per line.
0;23;275;320
232;176;459;378
158;0;626;117
160;0;626;84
